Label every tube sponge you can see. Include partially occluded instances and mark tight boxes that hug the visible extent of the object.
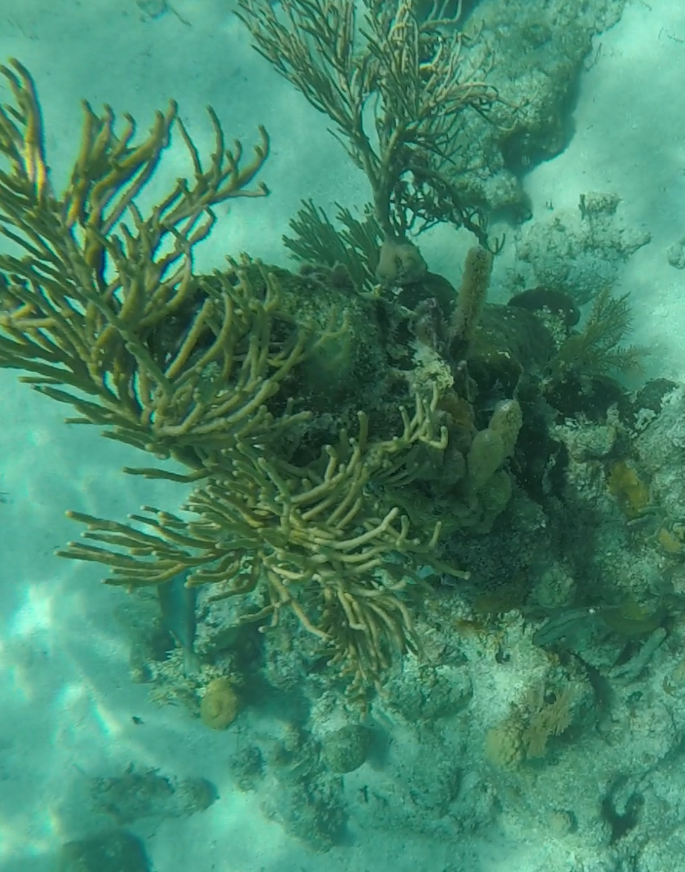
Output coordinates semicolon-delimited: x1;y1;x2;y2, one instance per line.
467;428;505;492
449;246;494;358
489;399;523;459
466;399;522;493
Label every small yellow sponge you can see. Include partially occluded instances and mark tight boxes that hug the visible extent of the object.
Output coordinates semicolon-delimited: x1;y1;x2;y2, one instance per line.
200;678;241;730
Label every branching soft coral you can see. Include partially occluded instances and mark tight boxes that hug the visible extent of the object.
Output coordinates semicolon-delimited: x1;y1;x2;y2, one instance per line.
0;60;465;700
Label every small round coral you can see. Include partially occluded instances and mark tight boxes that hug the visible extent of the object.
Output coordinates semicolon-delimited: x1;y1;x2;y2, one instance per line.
200;678;241;730
321;725;371;773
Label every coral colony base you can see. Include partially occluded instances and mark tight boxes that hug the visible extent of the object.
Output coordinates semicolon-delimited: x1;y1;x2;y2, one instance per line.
2;0;685;867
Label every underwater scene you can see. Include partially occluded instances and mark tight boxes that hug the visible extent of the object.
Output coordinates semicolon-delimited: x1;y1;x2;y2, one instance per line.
2;0;685;870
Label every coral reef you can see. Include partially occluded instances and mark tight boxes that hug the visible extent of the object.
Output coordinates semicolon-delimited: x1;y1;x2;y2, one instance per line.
7;4;685;864
457;0;628;216
0;43;538;703
516;192;651;304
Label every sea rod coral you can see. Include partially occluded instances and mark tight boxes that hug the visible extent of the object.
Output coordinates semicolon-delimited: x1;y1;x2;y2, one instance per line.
0;59;473;701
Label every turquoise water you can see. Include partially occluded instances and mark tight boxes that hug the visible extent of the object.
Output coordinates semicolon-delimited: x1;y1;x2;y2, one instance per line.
1;1;684;871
